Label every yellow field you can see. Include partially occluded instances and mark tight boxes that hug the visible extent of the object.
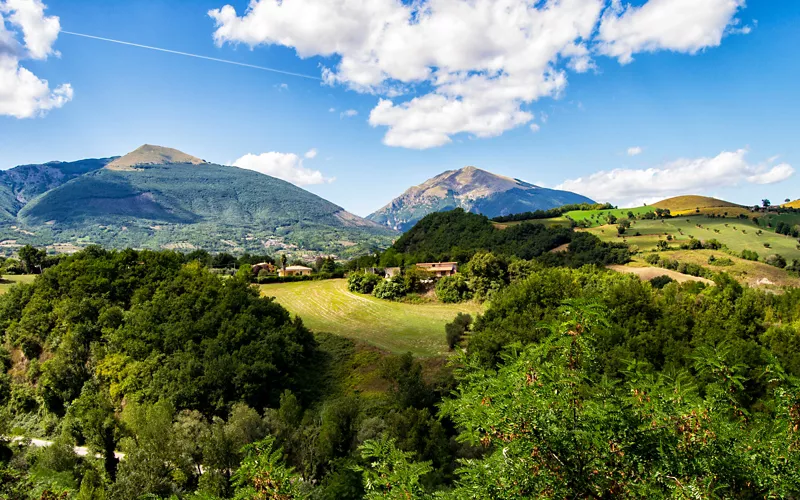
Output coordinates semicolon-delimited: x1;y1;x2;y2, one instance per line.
653;195;743;213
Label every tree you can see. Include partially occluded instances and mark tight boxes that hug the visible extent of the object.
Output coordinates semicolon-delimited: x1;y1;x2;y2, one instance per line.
232;437;307;499
355;438;432;500
762;199;771;208
280;254;288;273
18;245;46;274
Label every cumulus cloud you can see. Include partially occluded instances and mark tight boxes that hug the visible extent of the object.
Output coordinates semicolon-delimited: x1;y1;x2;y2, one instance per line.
597;0;747;64
340;109;357;118
209;0;749;149
0;0;71;118
627;146;643;156
530;123;541;133
556;149;794;206
232;149;334;186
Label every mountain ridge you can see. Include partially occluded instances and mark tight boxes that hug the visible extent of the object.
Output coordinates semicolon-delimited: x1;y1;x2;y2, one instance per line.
368;166;594;231
1;145;394;256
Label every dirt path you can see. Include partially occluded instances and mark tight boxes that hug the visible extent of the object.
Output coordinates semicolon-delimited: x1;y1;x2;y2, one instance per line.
607;265;714;284
8;436;125;460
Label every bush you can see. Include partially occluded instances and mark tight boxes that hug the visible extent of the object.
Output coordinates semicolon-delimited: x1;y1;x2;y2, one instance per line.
373;280;407;300
644;254;661;265
445;313;473;350
766;254;787;269
435;274;473;303
649;275;675;289
741;250;759;261
347;272;383;294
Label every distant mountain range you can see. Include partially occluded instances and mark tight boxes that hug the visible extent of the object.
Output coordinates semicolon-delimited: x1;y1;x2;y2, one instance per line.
368;166;594;231
0;150;599;256
0;145;394;257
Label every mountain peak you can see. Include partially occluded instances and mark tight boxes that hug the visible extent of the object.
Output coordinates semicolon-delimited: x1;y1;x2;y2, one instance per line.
106;144;206;171
367;166;593;231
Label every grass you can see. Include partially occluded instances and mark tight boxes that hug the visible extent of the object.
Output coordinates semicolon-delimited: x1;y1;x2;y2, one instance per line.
0;274;36;294
562;206;656;227
584;216;800;261
650;250;800;288
260;279;483;357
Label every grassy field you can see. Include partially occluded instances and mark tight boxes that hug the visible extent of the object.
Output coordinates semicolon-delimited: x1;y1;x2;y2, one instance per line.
585;217;800;261
651;250;800;288
0;275;36;294
260;279;483;357
562;206;656;227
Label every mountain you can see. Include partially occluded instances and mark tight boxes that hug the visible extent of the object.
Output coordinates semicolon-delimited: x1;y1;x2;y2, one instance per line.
368;166;595;231
0;157;113;220
1;145;394;256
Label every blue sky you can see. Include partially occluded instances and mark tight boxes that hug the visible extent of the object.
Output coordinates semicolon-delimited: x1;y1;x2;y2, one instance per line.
1;0;799;216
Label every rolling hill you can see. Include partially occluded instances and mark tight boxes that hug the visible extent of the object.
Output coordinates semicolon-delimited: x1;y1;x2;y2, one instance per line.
367;166;594;231
1;145;395;256
652;195;745;215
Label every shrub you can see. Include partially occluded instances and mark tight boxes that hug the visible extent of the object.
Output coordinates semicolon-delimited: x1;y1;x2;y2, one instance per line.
445;313;473;350
741;250;759;261
644;254;661;265
347;272;382;294
373;280;407;300
650;275;675;289
766;254;787;269
436;274;473;303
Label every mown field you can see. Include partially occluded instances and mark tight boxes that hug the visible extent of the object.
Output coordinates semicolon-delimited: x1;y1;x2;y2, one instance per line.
585;217;800;261
0;274;36;294
562;206;657;226
260;279;483;357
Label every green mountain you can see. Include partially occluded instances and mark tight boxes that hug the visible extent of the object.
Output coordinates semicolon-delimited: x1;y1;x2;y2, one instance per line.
368;166;595;231
0;157;113;220
1;145;395;256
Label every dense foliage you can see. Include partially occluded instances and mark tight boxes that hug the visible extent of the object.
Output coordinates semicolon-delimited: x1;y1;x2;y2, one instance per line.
4;244;800;498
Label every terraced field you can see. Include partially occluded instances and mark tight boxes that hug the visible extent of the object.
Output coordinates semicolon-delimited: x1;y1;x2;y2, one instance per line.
0;274;36;294
260;279;483;357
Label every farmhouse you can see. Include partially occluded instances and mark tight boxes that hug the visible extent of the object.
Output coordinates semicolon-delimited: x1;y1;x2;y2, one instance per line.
416;262;458;278
279;265;313;277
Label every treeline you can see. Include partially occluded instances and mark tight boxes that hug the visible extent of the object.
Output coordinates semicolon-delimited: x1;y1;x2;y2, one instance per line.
491;202;615;222
348;209;630;271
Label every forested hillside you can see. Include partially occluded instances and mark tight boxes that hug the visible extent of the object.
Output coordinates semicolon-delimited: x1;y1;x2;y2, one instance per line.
0;146;395;257
2;242;799;498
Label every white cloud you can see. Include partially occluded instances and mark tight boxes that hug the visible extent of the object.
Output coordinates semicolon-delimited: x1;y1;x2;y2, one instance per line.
529;123;541;133
232;150;334;186
597;0;747;64
0;0;71;118
210;0;750;149
328;107;336;113
340;109;357;118
556;149;794;206
627;146;643;156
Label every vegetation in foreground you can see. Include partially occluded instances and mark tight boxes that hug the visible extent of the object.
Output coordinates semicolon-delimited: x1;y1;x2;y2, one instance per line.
3;206;800;498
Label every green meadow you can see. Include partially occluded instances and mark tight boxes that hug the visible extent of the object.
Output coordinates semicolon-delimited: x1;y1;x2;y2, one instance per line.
587;217;800;261
260;279;483;357
0;274;36;294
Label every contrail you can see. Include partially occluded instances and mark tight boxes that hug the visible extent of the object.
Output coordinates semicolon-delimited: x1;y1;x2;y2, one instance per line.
60;31;321;81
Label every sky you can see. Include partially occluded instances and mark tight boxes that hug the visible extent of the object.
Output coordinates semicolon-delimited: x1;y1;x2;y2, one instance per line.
1;0;799;217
